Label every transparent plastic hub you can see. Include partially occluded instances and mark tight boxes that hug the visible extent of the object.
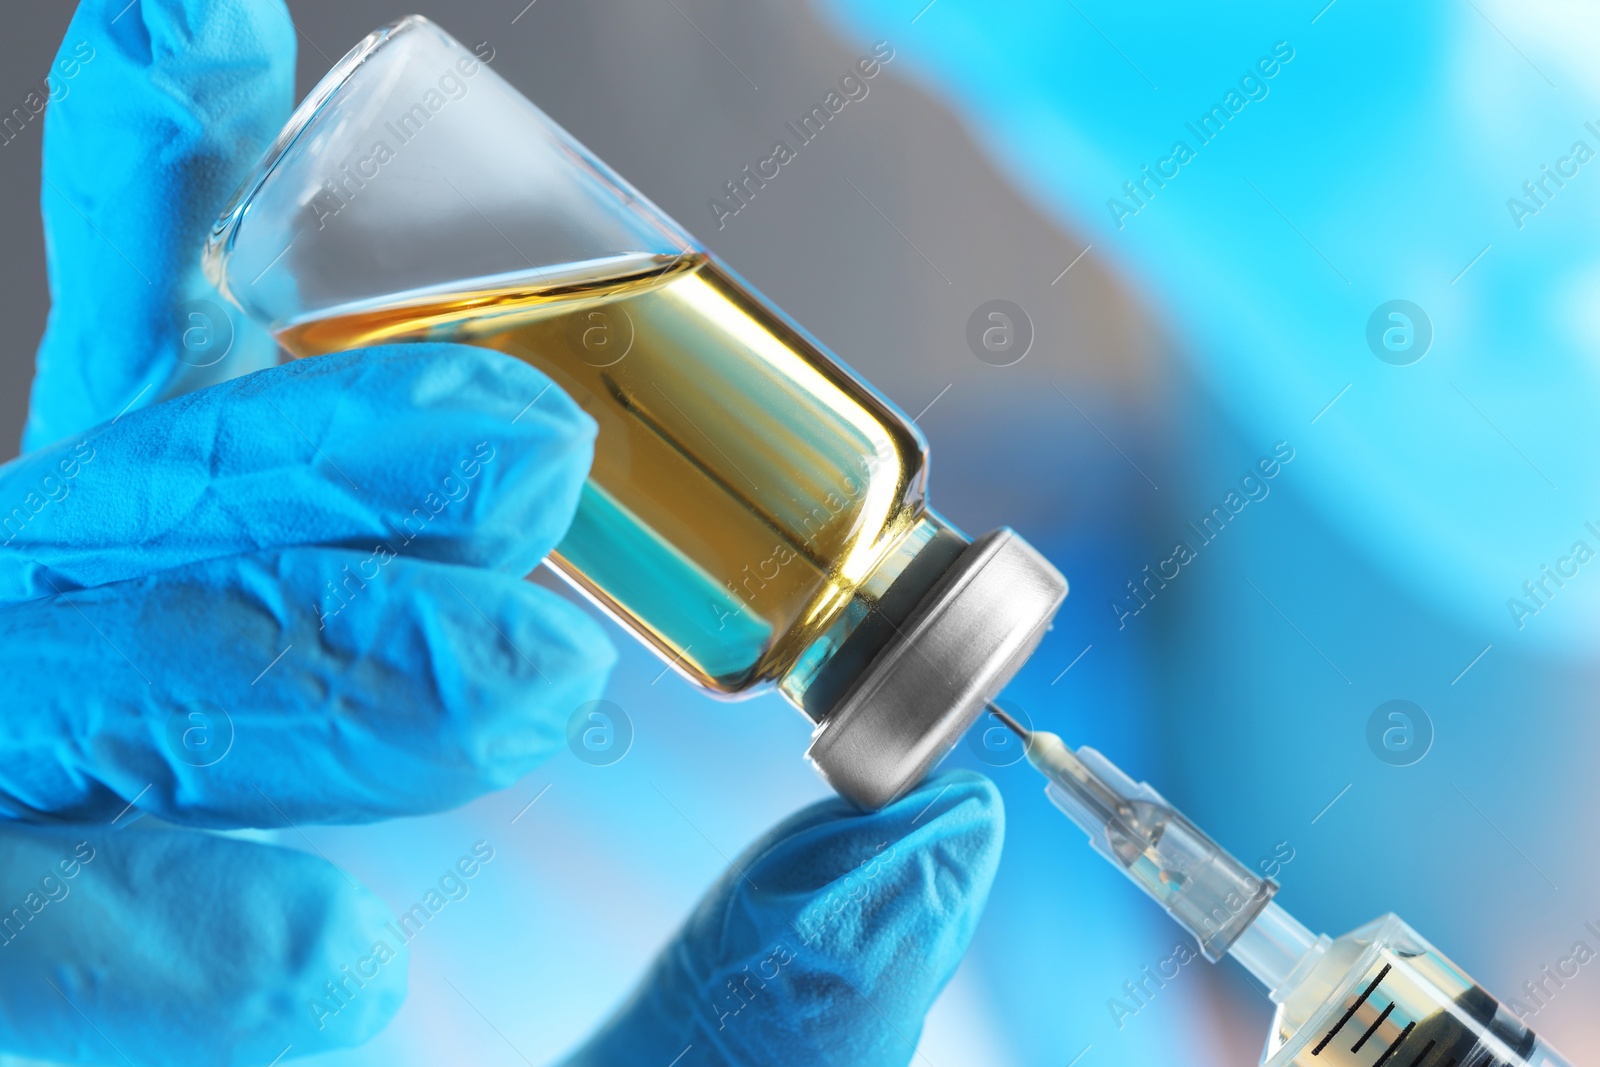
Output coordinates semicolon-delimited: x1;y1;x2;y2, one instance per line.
1026;730;1273;961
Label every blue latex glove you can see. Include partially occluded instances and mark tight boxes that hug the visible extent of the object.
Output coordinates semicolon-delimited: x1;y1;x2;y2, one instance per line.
7;3;1005;1065
2;1;614;1062
561;770;1002;1067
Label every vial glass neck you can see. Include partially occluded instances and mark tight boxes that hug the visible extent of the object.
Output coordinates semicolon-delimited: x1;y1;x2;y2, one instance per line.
778;512;969;723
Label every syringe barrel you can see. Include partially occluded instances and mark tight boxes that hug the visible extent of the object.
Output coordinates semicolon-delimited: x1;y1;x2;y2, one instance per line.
1040;742;1276;961
1261;913;1577;1067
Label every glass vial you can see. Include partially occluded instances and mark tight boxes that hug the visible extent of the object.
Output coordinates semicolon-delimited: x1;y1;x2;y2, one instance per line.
205;15;1067;809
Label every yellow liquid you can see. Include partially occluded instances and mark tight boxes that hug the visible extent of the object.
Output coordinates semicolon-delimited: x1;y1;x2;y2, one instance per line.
278;252;930;694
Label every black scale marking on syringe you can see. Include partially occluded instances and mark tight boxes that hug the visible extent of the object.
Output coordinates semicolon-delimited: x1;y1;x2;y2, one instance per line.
1310;964;1486;1067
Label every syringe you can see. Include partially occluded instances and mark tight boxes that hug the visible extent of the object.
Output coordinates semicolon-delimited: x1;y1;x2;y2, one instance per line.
986;705;1577;1067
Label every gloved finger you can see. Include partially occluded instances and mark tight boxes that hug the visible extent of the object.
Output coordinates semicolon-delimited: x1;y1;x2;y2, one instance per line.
27;0;296;451
0;821;404;1067
0;343;593;606
562;770;1003;1067
0;545;614;827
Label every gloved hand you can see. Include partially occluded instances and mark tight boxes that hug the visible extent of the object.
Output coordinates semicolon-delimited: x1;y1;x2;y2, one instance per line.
560;769;1002;1067
2;1;614;1063
0;2;1005;1065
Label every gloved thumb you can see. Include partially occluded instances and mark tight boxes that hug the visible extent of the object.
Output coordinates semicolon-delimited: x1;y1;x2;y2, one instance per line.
28;0;296;451
561;770;1003;1067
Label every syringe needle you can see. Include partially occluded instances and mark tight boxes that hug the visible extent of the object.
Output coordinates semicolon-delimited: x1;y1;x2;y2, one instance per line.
985;700;1029;740
987;705;1133;821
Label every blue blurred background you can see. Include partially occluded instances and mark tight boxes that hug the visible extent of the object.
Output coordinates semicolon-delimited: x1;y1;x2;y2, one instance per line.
4;1;1599;1064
